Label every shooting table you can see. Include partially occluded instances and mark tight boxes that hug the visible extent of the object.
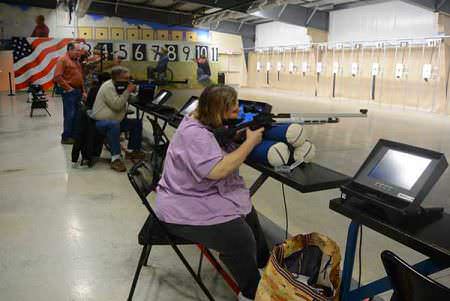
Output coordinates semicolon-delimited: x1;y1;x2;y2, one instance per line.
330;198;450;301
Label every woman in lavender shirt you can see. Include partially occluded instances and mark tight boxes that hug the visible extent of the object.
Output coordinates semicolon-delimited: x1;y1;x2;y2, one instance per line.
155;85;270;300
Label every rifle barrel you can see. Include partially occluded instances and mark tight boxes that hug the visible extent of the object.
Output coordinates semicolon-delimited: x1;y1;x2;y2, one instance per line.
273;111;367;124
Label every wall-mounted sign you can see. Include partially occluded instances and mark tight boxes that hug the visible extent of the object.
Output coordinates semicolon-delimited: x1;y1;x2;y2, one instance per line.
86;41;219;62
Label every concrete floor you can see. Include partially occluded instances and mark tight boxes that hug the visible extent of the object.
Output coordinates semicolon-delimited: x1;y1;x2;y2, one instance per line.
0;88;449;301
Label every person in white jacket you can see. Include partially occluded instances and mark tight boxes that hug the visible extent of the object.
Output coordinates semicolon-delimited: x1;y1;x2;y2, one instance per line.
91;66;144;172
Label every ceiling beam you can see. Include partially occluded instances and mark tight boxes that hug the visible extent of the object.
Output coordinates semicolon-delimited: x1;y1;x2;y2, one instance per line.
174;0;255;13
92;0;193;15
305;6;318;26
198;20;256;49
437;0;449;10
0;0;57;9
252;4;329;31
328;0;392;11
166;0;186;11
88;0;194;26
401;0;450;13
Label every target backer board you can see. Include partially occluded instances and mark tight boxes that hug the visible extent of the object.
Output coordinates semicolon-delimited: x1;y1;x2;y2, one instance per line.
126;28;140;40
111;28;124;40
142;29;154;40
78;27;93;39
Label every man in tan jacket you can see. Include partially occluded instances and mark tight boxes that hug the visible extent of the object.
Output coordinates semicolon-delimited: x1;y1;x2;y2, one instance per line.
91;66;144;172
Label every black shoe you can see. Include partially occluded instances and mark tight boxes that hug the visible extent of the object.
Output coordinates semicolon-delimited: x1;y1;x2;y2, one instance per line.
61;138;75;145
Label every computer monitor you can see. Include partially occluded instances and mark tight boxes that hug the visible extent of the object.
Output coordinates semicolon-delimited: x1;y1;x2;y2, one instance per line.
137;83;156;104
238;99;272;123
152;89;172;105
179;96;199;116
353;139;447;206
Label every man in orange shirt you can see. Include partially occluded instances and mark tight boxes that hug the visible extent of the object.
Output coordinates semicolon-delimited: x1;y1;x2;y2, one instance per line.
54;42;85;144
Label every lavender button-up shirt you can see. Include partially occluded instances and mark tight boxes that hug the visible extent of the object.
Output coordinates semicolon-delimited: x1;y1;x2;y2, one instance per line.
154;116;251;225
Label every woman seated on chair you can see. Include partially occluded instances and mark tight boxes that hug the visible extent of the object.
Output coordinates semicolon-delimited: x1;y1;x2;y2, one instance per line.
155;85;270;301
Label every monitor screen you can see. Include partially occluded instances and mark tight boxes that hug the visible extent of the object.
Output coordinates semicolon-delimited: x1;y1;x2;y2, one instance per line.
238;100;272;123
138;83;155;101
369;149;432;190
153;91;169;104
180;99;198;116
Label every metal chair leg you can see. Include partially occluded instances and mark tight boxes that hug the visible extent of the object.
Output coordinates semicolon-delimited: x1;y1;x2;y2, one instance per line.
45;108;51;116
197;245;204;278
143;244;152;266
171;244;215;301
127;245;149;301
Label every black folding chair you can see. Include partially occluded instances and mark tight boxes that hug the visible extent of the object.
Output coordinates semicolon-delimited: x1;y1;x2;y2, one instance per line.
381;250;450;301
127;161;220;301
28;84;51;117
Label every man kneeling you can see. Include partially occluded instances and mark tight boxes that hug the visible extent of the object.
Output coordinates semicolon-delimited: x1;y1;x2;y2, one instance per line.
91;66;144;172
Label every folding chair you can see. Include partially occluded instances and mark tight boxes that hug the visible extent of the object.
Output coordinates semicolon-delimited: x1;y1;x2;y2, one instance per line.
127;161;223;301
29;84;51;117
381;250;450;301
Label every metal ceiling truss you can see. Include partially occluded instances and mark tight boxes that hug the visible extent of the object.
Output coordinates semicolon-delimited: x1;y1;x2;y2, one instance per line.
402;0;450;14
0;0;58;9
88;0;194;26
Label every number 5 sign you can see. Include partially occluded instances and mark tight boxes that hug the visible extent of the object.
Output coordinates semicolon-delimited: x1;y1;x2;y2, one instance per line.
114;43;129;60
132;43;147;61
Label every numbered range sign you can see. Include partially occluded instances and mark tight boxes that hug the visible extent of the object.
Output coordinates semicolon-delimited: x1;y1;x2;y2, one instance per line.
89;42;220;62
181;45;192;61
210;47;219;62
165;44;179;61
194;46;219;61
151;45;161;61
196;45;208;59
114;43;129;60
132;43;147;61
96;42;113;60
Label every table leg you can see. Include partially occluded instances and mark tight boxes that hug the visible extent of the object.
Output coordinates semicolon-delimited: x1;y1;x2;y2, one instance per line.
341;221;449;301
340;220;360;301
249;173;269;197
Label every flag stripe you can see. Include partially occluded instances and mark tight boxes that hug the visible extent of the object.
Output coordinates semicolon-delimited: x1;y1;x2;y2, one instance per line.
30;37;52;49
15;68;56;90
29;69;57;86
14;38;67;70
15;58;58;89
16;56;59;86
15;47;66;82
41;80;54;91
14;39;70;77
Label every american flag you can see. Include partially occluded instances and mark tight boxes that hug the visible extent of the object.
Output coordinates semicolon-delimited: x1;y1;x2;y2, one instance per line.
12;37;83;91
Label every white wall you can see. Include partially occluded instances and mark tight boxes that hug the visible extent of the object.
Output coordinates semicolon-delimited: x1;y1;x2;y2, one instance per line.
0;3;210;40
329;0;439;43
255;21;311;48
0;3;76;38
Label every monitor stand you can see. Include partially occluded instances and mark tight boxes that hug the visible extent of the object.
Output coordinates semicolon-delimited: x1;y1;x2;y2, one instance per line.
342;184;444;229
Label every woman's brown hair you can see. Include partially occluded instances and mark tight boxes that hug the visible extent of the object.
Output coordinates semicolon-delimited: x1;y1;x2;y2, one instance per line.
195;85;237;128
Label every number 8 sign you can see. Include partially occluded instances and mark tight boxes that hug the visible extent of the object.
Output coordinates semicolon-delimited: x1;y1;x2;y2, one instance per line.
132;43;147;61
165;44;179;61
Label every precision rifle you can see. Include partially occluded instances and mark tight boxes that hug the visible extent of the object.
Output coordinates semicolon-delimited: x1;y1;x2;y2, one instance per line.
213;109;368;147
